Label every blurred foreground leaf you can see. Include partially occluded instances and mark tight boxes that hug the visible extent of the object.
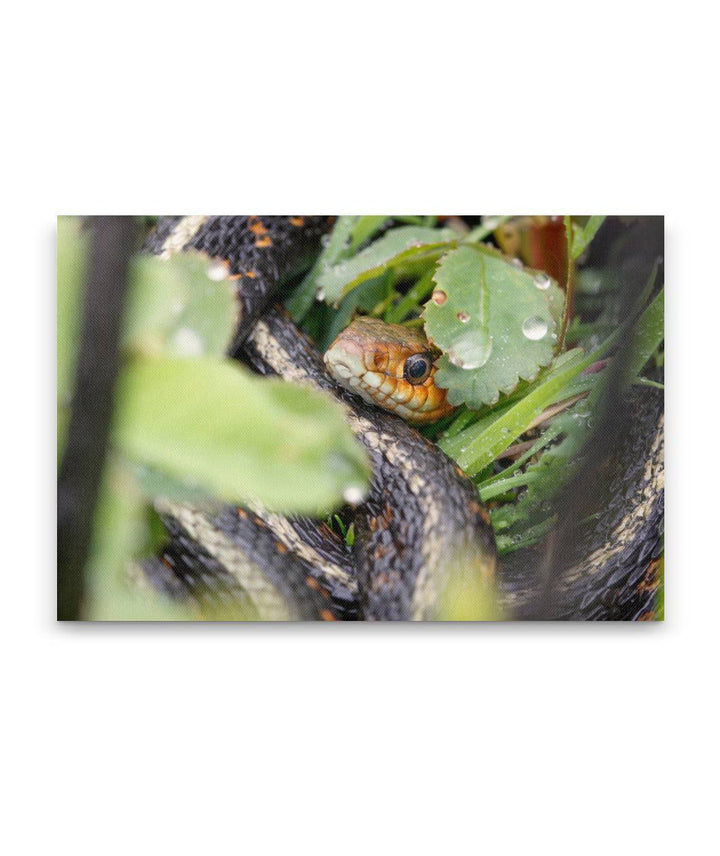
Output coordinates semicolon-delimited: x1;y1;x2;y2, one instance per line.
57;217;90;458
114;355;371;513
86;460;194;620
123;251;236;357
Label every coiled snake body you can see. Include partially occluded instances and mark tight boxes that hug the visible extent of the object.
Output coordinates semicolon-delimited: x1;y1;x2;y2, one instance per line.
141;216;664;621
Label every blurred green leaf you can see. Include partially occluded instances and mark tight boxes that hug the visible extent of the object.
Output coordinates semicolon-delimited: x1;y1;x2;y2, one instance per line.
57;216;90;459
86;459;194;620
425;245;564;408
113;355;371;513
316;225;457;304
123;251;236;357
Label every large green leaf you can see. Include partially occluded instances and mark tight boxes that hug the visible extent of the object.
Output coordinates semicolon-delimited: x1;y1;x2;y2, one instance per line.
113;355;371;513
122;251;236;357
424;245;564;408
316;225;457;304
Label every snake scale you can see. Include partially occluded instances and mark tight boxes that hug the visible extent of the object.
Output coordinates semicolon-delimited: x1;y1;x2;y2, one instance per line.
140;216;664;621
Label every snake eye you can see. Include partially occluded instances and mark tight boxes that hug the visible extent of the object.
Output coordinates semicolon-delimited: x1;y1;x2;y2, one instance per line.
403;353;433;384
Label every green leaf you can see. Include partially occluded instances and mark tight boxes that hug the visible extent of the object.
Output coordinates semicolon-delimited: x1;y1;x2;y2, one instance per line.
347;216;390;253
286;216;387;322
464;215;512;243
570;216;606;260
488;287;664;552
319;273;390;351
122;251;236;357
86;459;195;620
424;245;564;408
316;225;457;305
57;216;90;458
625;288;664;381
437;336;617;477
113;355;371;513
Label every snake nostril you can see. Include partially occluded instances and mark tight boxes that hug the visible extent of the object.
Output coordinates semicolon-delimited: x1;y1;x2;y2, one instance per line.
373;349;389;372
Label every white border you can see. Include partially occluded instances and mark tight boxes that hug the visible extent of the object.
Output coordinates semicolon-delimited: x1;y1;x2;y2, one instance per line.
4;2;715;854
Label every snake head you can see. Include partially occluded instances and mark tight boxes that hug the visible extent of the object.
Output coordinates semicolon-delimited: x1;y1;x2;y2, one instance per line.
324;316;456;425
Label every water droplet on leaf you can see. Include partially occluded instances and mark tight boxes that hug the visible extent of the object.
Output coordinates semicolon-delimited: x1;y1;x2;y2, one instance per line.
431;290;447;306
522;316;548;340
447;332;493;370
534;272;551;290
457;311;470;323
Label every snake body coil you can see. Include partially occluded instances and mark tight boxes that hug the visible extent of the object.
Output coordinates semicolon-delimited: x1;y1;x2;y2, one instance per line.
142;216;664;621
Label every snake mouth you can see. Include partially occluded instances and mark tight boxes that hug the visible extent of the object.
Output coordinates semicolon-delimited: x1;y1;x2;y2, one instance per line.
324;319;456;425
324;341;366;383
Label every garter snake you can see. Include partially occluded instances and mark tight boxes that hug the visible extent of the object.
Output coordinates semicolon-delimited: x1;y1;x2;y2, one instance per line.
140;216;664;621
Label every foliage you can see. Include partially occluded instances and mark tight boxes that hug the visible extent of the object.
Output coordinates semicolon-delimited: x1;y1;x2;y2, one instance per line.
57;217;89;459
58;214;664;619
57;217;371;618
315;225;458;304
114;355;369;513
292;215;663;605
424;244;564;407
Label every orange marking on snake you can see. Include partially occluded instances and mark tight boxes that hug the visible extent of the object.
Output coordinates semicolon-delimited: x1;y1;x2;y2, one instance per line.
306;576;321;591
255;235;273;248
289;217;305;226
636;558;661;595
320;609;336;621
249;218;268;235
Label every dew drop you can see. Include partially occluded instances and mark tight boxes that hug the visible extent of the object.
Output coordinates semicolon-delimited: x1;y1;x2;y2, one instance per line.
522;316;548;341
343;485;365;506
171;327;204;356
431;290;448;305
206;260;229;281
316;288;326;302
534;272;551;290
320;234;331;248
511;258;524;269
447;332;493;370
457;311;470;323
482;216;500;230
